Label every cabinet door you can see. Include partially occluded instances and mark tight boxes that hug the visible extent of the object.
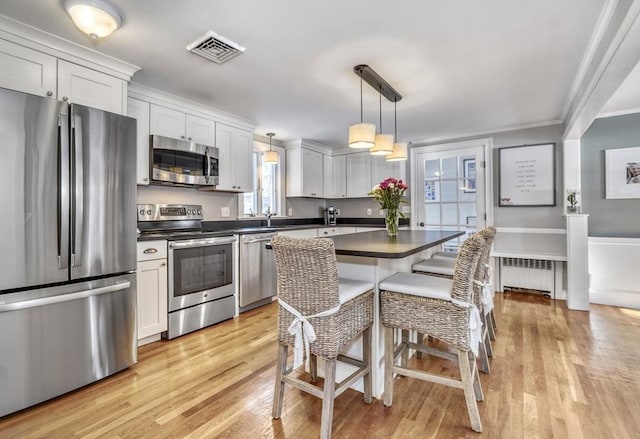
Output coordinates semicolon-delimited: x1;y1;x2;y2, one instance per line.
0;39;56;97
215;123;234;191
127;98;151;185
371;155;407;187
302;148;323;197
185;114;216;145
277;229;319;238
150;104;186;140
57;60;124;114
233;127;254;192
323;154;333;198
333;155;347;198
347;152;372;198
136;258;168;340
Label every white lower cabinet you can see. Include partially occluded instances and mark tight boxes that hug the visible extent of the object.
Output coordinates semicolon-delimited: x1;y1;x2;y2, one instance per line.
277;229;319;238
136;241;168;344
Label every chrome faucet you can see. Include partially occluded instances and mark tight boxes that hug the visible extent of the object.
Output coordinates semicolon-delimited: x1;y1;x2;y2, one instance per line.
264;206;276;227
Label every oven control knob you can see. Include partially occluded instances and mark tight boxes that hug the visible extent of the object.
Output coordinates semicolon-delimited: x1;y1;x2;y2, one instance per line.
139;209;145;215
146;209;152;215
197;209;202;215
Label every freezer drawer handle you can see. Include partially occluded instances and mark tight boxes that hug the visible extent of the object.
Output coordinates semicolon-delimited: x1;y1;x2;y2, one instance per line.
143;248;158;254
0;282;131;313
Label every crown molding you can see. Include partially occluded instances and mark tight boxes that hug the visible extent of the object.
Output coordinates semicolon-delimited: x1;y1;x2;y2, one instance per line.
596;107;640;118
283;138;334;154
0;14;139;81
128;82;257;131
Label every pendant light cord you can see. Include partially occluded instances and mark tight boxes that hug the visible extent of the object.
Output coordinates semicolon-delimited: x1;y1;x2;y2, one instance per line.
379;87;382;133
394;100;398;143
360;77;364;123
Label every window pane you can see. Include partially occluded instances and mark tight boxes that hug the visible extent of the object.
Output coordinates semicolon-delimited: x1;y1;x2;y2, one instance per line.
442;203;458;225
262;162;278;214
441;180;458;202
425;159;440;178
426;204;441;224
442;157;457;179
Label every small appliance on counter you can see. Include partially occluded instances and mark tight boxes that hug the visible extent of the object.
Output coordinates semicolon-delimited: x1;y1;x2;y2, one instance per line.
325;206;337;226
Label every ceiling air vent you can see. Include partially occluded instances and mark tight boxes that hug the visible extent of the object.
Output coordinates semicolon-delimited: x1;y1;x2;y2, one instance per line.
186;31;246;64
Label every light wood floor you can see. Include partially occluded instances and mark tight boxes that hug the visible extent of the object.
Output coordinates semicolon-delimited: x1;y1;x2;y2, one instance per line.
1;292;639;438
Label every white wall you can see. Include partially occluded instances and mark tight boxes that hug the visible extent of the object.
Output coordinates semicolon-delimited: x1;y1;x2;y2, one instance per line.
588;237;640;309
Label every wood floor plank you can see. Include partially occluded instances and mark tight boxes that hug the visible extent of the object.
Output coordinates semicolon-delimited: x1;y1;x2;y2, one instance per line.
1;292;640;438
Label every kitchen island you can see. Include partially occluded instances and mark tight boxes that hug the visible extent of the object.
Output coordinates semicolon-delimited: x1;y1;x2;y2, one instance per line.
323;229;465;398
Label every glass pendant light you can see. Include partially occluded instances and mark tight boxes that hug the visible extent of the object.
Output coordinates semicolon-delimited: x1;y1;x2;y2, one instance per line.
370;89;393;155
348;76;376;148
263;133;279;164
386;100;408;161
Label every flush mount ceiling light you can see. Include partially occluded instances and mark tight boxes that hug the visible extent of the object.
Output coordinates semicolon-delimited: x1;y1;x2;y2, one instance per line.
263;133;279;165
64;0;122;40
385;100;408;162
348;75;376;149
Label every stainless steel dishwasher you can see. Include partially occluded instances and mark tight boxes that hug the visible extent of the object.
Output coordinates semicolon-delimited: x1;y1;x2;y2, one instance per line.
239;233;277;310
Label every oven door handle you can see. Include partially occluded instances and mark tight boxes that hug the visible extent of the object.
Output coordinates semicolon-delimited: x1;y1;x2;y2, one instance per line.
243;237;274;244
169;237;237;249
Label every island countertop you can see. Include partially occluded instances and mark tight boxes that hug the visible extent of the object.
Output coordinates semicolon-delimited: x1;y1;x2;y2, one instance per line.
328;229;465;259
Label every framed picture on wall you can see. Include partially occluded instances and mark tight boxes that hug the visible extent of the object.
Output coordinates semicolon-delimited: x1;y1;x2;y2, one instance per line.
463;159;476;193
498;143;556;206
424;180;440;202
605;146;640;199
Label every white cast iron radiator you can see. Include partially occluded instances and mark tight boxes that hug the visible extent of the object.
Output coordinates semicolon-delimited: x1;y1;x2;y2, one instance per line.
499;257;556;296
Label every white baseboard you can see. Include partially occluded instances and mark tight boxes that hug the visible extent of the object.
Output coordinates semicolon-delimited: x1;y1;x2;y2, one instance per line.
138;333;162;347
590;288;640;310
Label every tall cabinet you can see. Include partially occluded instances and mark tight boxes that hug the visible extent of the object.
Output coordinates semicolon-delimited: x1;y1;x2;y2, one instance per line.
216;123;254;192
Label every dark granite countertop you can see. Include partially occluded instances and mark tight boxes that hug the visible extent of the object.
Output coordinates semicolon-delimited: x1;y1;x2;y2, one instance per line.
327;229;464;259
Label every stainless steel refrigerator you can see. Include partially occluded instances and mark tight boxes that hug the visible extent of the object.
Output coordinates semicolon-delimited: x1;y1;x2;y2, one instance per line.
0;87;137;417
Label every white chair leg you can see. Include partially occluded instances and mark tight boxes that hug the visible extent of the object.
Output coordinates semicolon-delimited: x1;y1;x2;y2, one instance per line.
272;343;288;419
458;349;482;432
362;327;373;404
320;358;337;439
383;326;395;407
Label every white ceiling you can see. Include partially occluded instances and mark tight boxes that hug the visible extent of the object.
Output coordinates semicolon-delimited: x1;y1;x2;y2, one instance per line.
0;0;629;147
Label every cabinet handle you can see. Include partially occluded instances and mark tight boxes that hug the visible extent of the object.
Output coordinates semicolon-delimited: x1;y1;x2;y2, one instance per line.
187;137;192;141
46;91;53;97
143;248;158;254
143;177;148;182
62;96;69;102
160;262;166;267
180;135;185;139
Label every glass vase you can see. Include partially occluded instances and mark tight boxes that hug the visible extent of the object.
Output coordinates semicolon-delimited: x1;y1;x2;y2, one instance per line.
385;208;400;237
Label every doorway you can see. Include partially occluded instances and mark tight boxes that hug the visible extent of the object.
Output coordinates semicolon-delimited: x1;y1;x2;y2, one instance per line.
411;139;492;251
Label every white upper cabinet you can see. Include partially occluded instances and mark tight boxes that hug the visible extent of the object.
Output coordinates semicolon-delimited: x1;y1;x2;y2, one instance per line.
215;122;253;192
57;60;124;114
332;154;347;198
150;104;216;145
347;152;372;198
0;40;125;114
127;97;151;185
371;155;407;187
286;147;324;198
0;39;56;98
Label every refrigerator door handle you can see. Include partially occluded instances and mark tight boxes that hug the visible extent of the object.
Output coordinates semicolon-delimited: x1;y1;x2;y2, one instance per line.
58;112;70;269
0;281;131;313
71;113;84;267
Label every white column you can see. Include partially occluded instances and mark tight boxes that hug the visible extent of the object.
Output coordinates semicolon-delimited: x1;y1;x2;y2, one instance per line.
562;139;581;213
566;214;589;311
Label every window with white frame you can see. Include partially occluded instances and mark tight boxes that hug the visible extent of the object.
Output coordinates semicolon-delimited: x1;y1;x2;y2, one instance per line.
242;143;283;217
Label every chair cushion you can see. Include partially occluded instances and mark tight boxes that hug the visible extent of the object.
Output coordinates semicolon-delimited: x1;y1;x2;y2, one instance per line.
379;272;452;300
338;277;374;304
431;251;458;260
412;258;456;275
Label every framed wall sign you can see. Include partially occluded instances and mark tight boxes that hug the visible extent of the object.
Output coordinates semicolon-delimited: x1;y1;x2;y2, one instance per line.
499;143;556;206
605;146;640;199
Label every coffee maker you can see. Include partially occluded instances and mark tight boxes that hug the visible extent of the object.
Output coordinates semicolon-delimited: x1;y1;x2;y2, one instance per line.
325;206;337;226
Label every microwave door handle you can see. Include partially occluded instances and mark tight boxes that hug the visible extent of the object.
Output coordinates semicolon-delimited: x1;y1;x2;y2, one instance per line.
58;112;70;269
205;147;211;183
71;112;83;267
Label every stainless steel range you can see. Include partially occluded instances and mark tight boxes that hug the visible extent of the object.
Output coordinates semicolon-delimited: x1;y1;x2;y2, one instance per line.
137;204;236;339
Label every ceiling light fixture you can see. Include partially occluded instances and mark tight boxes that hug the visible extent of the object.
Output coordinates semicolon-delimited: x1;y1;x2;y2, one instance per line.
370;88;394;156
385;100;408;162
264;133;279;164
348;75;376;149
64;0;122;40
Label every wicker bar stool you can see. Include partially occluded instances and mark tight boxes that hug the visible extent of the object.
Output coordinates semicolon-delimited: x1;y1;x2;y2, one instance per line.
270;236;374;439
412;227;497;374
380;233;486;432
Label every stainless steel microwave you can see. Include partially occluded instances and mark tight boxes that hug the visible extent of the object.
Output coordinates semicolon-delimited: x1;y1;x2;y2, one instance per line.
150;135;219;186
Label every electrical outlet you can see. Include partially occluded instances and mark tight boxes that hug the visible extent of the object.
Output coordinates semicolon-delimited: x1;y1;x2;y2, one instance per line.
288;207;293;216
336;209;341;215
221;206;230;217
366;208;372;216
